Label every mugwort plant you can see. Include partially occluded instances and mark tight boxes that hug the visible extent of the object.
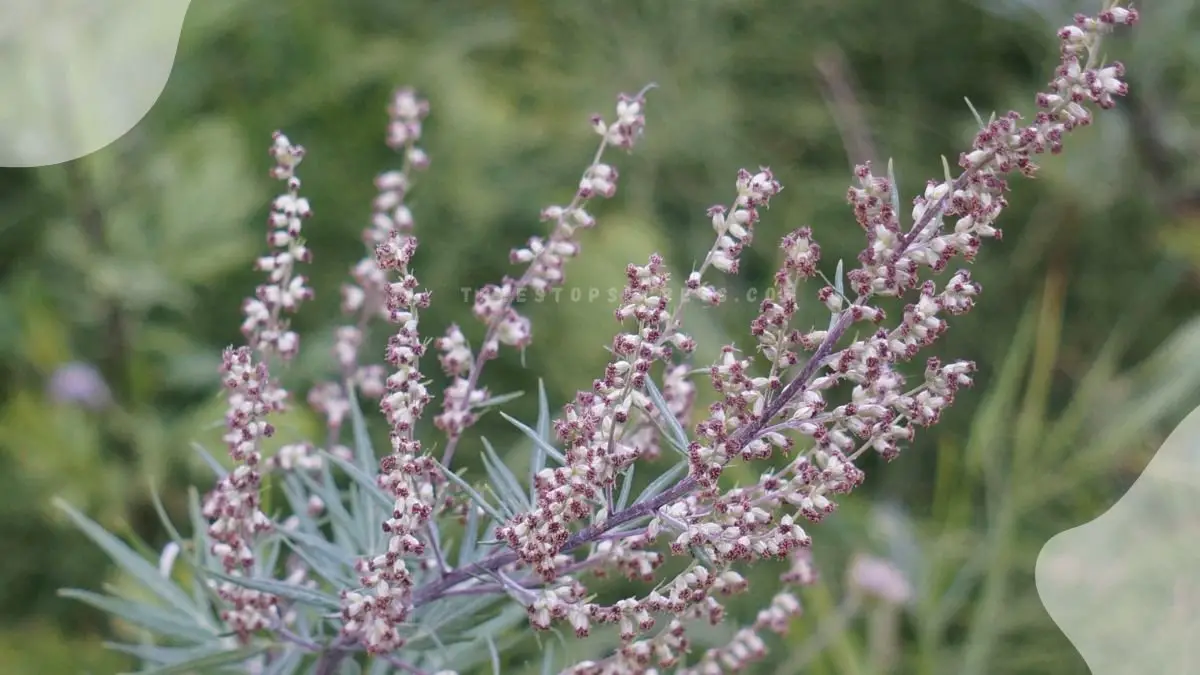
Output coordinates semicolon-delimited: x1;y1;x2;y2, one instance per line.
56;4;1140;673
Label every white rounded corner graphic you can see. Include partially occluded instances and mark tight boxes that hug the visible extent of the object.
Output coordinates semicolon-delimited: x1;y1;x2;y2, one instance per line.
0;0;192;167
1036;405;1200;674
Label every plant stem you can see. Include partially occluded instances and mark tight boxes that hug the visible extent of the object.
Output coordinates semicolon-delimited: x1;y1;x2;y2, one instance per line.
411;157;990;610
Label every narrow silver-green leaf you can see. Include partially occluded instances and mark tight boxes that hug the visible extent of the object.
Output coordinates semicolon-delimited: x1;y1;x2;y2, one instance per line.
345;383;384;554
146;484;220;623
320;449;393;514
536;380;551;441
259;533;284;581
644;377;689;455
482;483;518;520
458;498;481;567
634;459;688;506
474;389;525;409
279;475;321;536
481;437;531;512
187;487;220;612
409;592;500;648
345;382;377;475
887;158;902;228
540;643;556;675
58;589;215;642
104;642;223;667
280;523;357;569
530;379;552;502
279;528;356;588
295;470;363;554
434;460;507;523
204;570;340;611
147;482;186;547
828;258;845;332
262;646;305;675
131;645;268;675
963;96;986;129
190;441;228;477
487;635;501;675
431;603;528;673
54;499;199;617
616;463;636;511
500;411;566;465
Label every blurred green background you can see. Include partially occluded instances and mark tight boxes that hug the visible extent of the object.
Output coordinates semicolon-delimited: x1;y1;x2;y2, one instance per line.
0;0;1197;672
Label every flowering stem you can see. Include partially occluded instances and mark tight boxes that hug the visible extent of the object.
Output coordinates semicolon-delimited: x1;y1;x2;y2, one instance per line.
412;310;854;608
419;321;784;608
438;138;611;469
411;153;991;610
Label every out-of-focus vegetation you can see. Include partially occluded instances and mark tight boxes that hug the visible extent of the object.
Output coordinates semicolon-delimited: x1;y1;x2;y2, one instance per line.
0;0;1196;672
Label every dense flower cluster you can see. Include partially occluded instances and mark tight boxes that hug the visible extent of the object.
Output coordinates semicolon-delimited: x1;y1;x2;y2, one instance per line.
334;90;445;656
241;133;314;360
485;5;1139;668
309;88;433;444
434;88;653;463
340;230;440;654
179;4;1139;672
201;133;315;641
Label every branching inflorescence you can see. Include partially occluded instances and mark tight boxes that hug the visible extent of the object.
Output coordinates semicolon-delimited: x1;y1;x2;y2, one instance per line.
69;5;1141;675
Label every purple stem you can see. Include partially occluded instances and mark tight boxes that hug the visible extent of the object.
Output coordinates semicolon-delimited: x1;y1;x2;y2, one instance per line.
411;307;856;609
411;157;992;610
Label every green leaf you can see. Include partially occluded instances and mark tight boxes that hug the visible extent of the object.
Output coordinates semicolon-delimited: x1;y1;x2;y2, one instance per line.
500;411;566;465
487;635;501;675
458;499;481;567
279;527;357;588
146;482;210;620
474;389;525;409
131;645;268;675
616;463;636;511
295;466;364;554
279;474;320;534
426;603;528;673
530;379;552;502
634;459;687;507
186;488;221;611
887;159;902;227
259;533;284;583
367;658;393;675
262;646;305;675
536;380;551;441
434;460;507;523
829;258;845;332
481;437;531;512
345;383;384;553
320;448;393;514
191;441;228;477
410;592;501;645
278;510;355;571
147;482;186;547
54;498;200;618
643;376;689;455
963;96;986;129
203;569;341;611
104;642;225;667
57;589;215;642
345;383;378;475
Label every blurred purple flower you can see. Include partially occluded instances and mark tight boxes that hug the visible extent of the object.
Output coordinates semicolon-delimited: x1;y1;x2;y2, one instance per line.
47;361;112;410
848;554;913;605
